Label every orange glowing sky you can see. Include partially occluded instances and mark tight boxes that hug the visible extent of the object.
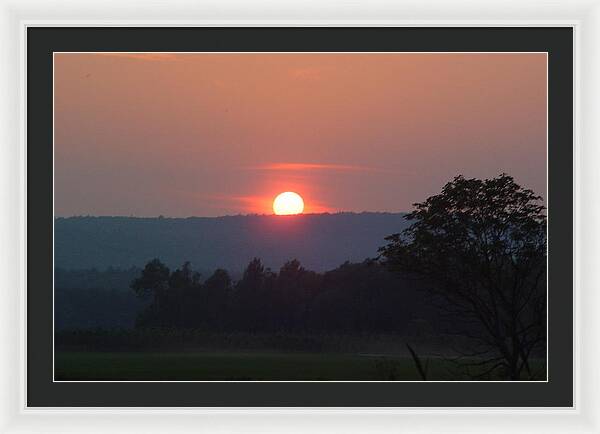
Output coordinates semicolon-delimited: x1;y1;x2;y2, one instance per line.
54;53;547;217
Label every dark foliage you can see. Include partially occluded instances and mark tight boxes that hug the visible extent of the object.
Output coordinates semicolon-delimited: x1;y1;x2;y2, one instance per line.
379;174;547;380
129;257;430;334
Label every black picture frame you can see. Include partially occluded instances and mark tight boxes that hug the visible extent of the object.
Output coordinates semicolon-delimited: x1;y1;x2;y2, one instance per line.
27;27;573;407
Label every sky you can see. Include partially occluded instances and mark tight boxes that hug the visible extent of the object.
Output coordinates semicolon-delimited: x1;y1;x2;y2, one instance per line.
54;53;547;217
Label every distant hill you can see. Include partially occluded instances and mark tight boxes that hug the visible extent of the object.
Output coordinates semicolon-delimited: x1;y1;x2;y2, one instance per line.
54;212;410;272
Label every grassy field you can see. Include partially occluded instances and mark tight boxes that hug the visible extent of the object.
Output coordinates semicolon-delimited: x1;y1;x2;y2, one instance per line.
55;351;455;381
54;350;545;381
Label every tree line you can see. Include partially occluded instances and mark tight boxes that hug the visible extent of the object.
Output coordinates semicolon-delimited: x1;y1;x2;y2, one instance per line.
130;258;429;334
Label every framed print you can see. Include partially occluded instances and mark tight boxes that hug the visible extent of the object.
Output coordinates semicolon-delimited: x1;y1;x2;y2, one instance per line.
1;0;598;431
26;25;571;406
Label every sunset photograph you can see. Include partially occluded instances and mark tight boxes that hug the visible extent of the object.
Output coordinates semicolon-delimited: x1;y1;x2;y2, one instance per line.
53;52;547;381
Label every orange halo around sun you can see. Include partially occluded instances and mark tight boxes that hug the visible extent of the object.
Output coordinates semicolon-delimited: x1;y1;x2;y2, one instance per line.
273;192;304;215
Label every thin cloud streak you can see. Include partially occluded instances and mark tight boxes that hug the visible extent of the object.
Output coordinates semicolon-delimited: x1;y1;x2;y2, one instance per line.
94;53;183;62
246;163;386;172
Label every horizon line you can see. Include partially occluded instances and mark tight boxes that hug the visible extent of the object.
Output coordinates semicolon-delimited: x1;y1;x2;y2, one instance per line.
54;210;409;219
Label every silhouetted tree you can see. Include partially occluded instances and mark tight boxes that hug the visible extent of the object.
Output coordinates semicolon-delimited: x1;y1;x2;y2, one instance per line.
202;269;232;329
169;261;200;327
239;258;266;290
130;258;170;319
275;259;320;331
379;174;546;380
234;258;272;331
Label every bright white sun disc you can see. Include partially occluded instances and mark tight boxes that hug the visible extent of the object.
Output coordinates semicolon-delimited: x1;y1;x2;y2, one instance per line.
273;192;304;215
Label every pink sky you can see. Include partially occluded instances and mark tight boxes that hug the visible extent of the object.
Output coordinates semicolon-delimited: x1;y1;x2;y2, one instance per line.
54;53;547;217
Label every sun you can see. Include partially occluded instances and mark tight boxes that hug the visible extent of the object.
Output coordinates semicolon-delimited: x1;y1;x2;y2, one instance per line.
273;192;305;215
